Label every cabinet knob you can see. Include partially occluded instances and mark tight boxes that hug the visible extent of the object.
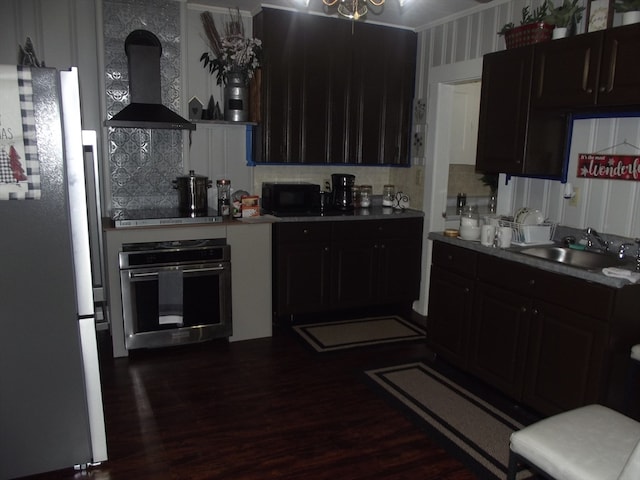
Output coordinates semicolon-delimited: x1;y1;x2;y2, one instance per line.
521;306;527;313
598;86;605;93
532;308;539;316
586;87;593;94
464;287;470;294
303;229;309;234
324;246;329;252
528;279;535;286
447;255;453;261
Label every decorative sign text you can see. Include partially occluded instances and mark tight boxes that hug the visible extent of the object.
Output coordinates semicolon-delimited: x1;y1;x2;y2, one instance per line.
577;154;640;181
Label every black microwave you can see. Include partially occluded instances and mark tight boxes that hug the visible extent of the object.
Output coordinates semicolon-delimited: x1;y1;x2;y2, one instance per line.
261;182;321;216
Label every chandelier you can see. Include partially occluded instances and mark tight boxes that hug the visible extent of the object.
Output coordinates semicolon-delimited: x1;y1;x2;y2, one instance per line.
321;0;408;21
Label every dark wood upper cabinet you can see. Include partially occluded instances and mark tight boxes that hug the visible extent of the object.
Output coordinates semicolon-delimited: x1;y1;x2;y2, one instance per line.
475;47;569;178
475;47;534;175
533;23;640;109
253;8;417;165
476;23;640;179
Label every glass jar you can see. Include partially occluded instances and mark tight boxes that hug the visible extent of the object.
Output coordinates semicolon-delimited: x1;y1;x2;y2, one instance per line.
216;179;231;217
351;185;361;208
460;204;479;228
359;185;372;208
382;185;395;207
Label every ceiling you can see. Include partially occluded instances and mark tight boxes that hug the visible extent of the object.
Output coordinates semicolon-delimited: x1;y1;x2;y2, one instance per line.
188;0;499;30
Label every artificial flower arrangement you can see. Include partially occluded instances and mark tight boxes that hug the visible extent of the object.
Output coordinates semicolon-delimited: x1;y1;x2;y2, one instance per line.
200;8;262;86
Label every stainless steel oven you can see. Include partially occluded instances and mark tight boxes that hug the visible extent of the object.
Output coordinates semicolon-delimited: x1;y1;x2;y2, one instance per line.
119;239;231;350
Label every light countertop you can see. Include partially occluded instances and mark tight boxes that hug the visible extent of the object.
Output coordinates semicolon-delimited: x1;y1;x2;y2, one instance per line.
429;232;638;289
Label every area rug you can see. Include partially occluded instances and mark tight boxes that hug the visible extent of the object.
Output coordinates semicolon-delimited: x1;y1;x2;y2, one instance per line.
365;362;532;480
292;316;425;352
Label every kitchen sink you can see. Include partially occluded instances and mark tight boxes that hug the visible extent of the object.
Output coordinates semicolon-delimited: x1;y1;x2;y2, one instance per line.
517;245;632;270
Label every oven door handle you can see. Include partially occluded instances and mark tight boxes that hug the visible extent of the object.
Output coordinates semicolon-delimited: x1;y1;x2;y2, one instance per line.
129;266;226;279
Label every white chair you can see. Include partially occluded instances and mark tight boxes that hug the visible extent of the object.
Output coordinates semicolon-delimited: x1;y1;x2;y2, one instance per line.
507;404;640;480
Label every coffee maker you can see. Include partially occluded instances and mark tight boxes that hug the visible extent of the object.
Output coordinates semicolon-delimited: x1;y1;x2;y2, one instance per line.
331;173;356;210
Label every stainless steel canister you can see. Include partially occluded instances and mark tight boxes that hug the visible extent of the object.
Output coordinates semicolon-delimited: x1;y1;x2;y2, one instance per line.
173;170;212;214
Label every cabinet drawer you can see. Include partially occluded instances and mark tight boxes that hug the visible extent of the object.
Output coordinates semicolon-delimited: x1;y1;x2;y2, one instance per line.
533;268;614;320
477;255;536;293
478;254;614;320
332;217;423;240
275;222;332;243
431;241;477;277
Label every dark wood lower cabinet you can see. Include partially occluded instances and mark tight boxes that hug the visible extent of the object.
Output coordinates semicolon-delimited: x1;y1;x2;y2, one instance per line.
523;301;608;414
426;265;473;369
428;240;640;416
469;282;530;401
273;217;423;320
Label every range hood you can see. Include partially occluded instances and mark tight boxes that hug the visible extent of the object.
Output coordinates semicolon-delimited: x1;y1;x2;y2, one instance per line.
105;30;195;130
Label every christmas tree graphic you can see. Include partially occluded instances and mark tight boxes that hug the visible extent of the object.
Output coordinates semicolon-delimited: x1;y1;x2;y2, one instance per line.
0;145;27;183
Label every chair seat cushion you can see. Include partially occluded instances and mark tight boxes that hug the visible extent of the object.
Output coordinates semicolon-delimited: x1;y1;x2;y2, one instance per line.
510;404;640;480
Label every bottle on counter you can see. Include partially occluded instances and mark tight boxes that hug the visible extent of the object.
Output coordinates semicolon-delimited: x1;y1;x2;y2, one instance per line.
456;192;467;214
382;185;395;207
216;179;231;217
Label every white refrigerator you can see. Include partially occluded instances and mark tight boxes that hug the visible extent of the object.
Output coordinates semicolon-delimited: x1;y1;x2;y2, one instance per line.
0;66;107;478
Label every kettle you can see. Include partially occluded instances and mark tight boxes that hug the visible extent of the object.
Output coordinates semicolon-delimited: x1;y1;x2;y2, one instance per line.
331;173;356;210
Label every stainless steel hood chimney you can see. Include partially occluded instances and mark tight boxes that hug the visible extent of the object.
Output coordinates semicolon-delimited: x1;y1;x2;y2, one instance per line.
105;30;195;130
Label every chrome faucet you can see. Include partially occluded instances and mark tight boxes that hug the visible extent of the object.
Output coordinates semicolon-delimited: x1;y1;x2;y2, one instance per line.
618;242;635;260
583;227;610;253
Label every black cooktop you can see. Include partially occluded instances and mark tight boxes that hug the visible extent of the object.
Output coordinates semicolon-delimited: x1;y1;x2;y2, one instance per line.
112;207;223;228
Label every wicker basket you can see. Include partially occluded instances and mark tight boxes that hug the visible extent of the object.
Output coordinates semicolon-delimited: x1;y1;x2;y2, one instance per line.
504;22;554;49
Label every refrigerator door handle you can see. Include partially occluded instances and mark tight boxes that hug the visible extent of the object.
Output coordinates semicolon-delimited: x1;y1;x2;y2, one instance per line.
82;130;105;304
60;68;94;318
78;317;108;463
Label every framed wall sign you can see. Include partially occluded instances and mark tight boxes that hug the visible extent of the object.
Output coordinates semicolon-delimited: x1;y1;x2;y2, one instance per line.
586;0;614;32
577;154;640;181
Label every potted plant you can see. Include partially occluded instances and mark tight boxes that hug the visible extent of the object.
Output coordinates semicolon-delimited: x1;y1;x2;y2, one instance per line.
545;0;586;38
614;0;640;24
199;8;262;122
498;1;554;49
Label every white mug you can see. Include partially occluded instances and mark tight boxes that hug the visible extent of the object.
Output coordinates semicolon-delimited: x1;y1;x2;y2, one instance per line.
481;225;496;246
497;226;512;248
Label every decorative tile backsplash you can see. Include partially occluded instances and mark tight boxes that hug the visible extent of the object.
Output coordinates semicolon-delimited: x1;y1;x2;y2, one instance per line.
103;0;183;211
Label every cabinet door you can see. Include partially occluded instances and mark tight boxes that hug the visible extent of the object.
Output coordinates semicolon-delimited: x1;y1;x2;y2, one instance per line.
597;23;640;106
532;32;602;108
476;47;533;174
331;239;378;308
350;23;416;165
377;236;422;302
427;265;474;369
523;301;608;415
469;282;531;400
273;222;332;316
253;9;297;163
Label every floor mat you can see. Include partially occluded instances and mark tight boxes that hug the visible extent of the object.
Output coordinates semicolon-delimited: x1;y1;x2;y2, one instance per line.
292;316;425;352
365;361;533;480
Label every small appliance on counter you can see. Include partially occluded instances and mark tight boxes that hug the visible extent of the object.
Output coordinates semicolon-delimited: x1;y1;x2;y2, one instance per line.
261;182;321;216
331;173;356;210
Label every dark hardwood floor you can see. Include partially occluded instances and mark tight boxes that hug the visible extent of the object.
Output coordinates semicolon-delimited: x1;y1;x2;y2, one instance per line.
23;323;480;480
